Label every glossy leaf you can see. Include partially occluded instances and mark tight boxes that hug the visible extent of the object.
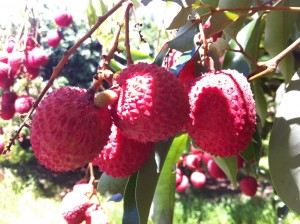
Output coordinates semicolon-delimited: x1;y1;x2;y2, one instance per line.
264;0;300;82
153;43;170;66
167;6;194;30
97;173;128;195
135;138;174;224
118;45;153;62
152;134;189;224
86;0;98;27
269;70;300;214
123;173;139;224
213;156;238;185
252;79;268;127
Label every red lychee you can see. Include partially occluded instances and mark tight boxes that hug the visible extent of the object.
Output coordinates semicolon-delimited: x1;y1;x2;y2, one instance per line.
24;65;40;80
0;135;5;154
24;36;36;50
176;174;189;193
8;51;24;75
207;159;226;179
55;12;73;28
1;91;17;120
176;168;183;186
46;29;63;47
239;176;258;197
185;154;200;171
93;124;154;178
60;191;92;224
0;62;14;89
187;69;256;157
5;38;15;53
202;152;212;165
190;171;206;188
0;51;8;63
25;47;49;68
112;62;189;143
85;203;109;224
29;87;112;172
14;95;35;114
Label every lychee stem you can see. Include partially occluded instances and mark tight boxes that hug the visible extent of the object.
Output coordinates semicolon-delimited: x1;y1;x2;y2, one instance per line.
124;2;134;65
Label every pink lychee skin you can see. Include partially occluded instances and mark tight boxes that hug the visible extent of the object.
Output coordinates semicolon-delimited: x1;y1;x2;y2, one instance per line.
25;47;49;68
93;124;155;178
239;176;258;197
1;91;17;120
14;95;35;114
55;12;73;28
187;69;256;157
207;159;226;179
176;174;189;193
46;29;63;47
0;62;14;89
30;87;112;172
112;62;190;143
190;171;206;188
60;191;92;224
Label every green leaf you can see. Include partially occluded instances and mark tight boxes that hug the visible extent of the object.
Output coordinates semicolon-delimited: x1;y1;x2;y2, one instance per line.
269;69;300;214
135;138;174;224
168;21;199;52
110;59;125;72
153;43;170;66
118;46;153;62
252;79;268;127
264;0;300;82
123;173;139;224
97;173;128;195
152;134;189;224
212;156;238;185
167;6;194;30
86;0;97;27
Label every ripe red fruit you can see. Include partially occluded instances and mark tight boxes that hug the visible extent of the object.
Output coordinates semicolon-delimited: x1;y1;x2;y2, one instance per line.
0;135;5;154
55;12;73;28
0;51;8;63
30;87;112;172
14;95;35;114
5;38;15;53
24;65;40;80
85;203;109;224
93;124;154;178
112;62;189;143
207;159;226;179
46;29;63;47
190;171;206;188
24;36;36;50
187;69;256;157
239;176;258;197
8;51;24;75
176;174;189;193
1;91;17;120
25;47;49;68
176;168;183;186
0;62;14;89
60;191;91;224
202;152;212;165
185;154;200;171
73;182;94;199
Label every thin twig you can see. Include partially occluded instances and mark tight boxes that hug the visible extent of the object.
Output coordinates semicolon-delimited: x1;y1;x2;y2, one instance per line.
124;2;134;65
4;0;128;154
248;36;300;81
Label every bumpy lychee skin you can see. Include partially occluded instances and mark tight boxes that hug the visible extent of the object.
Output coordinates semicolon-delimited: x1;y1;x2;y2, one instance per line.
60;191;92;224
30;87;112;172
112;62;189;143
14;95;35;114
93;124;155;178
46;29;62;47
239;176;258;197
25;47;49;68
187;69;256;157
55;12;73;28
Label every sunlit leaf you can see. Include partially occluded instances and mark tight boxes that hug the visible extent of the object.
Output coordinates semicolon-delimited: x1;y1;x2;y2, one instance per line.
123;173;139;224
97;173;128;195
86;0;97;27
252;79;268;127
269;69;300;214
213;156;237;185
167;6;194;30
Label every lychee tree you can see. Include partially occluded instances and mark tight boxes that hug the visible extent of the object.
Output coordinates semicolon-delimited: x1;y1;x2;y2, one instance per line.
1;0;300;223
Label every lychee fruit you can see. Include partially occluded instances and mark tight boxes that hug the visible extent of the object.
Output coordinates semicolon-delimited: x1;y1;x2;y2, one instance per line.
185;154;200;171
207;159;226;179
93;124;155;178
176;168;183;186
60;191;92;224
25;47;49;68
187;69;256;157
55;12;73;28
0;135;5;154
202;152;212;165
8;51;24;75
176;174;189;193
24;65;40;80
24;36;36;50
1;91;17;120
5;38;15;53
46;29;63;47
239;176;258;197
190;171;206;188
73;181;94;199
14;95;35;114
0;62;14;89
85;203;109;224
0;51;8;63
29;87;112;172
112;62;189;143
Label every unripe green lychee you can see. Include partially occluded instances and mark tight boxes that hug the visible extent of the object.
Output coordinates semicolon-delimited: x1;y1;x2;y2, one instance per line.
187;69;256;157
30;87;112;172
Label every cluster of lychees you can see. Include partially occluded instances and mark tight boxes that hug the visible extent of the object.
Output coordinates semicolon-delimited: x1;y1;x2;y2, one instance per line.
176;144;258;197
29;59;257;182
60;180;109;224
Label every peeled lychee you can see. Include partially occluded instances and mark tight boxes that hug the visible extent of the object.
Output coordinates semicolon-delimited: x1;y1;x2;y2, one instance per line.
55;12;73;28
14;95;35;114
176;174;189;193
25;47;49;68
1;91;17;120
112;62;189;143
190;171;206;188
93;124;154;178
46;29;62;47
85;203;109;224
207;159;226;179
187;69;256;157
30;87;112;172
60;191;92;224
239;176;258;197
